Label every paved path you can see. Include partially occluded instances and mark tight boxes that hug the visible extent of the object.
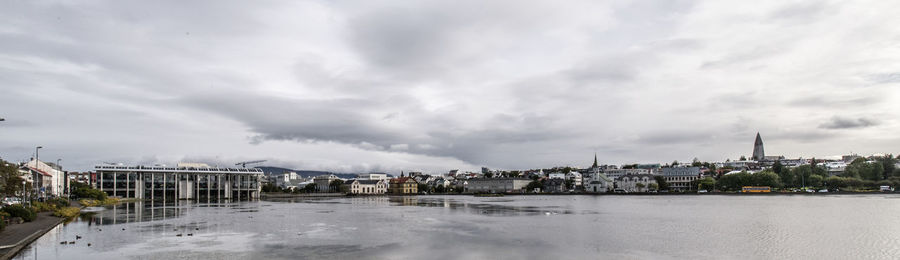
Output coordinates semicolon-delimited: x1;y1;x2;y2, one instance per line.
0;201;82;260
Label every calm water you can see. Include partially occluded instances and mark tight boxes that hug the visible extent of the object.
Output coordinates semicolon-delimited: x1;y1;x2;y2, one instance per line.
13;195;900;259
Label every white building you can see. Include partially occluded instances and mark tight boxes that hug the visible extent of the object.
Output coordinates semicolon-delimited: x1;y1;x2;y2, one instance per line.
358;173;389;180
585;172;614;193
661;167;700;191
344;179;387;194
548;172;566;179
24;159;67;198
603;169;650;179
615;174;657;192
566;172;583;188
95;163;263;200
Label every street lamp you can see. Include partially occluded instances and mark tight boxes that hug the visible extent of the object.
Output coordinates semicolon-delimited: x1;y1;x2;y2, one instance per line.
34;146;42;201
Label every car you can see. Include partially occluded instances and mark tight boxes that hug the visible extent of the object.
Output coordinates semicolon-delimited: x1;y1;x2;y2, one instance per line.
613;189;628;194
697;190;708;193
2;197;22;206
817;189;828;193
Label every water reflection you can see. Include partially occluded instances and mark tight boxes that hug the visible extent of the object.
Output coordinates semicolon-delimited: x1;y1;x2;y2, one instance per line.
13;195;900;260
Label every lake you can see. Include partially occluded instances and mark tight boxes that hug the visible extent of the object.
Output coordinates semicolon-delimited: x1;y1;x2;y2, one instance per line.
12;195;900;259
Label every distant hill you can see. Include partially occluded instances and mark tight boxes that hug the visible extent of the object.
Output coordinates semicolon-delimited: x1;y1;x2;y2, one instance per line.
254;166;391;179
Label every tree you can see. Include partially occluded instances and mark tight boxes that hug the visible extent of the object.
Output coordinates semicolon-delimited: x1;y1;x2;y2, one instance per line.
751;171;782;188
844;158;884;181
877;154;896;180
653;176;669;190
0;160;24;197
807;174;824;188
697;177;716;190
635;183;646;192
484;172;494;178
672;160;679;166
718;172;752;191
329;179;345;193
418;183;430;193
772;160;785;175
564;179;575;190
303;183;317;193
648;182;659;191
691;158;702;167
434;185;446;193
525;180;543;192
739;156;747;161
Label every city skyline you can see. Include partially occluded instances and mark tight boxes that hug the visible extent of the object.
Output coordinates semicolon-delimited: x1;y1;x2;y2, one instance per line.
2;1;899;173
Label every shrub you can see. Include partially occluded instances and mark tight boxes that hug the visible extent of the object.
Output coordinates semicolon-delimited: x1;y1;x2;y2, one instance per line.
52;207;81;219
0;211;9;230
31;202;58;212
47;198;70;208
3;204;36;222
73;187;108;201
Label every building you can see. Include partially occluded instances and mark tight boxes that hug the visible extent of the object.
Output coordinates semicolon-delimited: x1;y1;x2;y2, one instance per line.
548;172;566;179
314;174;340;192
661;167;701;191
752;132;765;161
275;172;302;188
344;179;387;194
543;178;567;193
603;169;650;179
615;174;657;192
23;159;67;198
585;169;614;193
466;178;530;193
566;172;583;188
358;173;389;180
389;177;418;194
94;163;263;200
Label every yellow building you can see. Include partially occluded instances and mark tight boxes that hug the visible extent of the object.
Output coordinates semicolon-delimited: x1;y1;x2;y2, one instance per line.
389;177;418;194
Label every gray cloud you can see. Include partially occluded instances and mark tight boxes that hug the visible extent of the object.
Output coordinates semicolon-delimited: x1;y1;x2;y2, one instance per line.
818;116;878;130
2;0;900;172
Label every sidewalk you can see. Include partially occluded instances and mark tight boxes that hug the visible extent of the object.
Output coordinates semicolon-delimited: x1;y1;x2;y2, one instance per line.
0;201;83;260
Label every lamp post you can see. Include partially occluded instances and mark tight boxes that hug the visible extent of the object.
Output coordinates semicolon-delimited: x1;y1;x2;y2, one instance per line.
34;146;42;201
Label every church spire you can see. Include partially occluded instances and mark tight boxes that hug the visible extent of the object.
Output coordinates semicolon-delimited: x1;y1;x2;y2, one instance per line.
592;153;599;168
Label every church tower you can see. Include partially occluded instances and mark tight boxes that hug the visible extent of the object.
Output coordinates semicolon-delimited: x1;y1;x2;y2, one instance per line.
592;153;599;169
752;132;765;161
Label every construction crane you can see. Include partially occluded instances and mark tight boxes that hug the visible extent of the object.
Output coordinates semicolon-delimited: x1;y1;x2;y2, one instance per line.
235;160;267;168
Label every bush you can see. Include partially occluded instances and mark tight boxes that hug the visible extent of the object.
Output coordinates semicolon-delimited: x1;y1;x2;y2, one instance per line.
3;204;36;222
72;187;108;201
31;202;58;212
47;198;70;208
52;207;81;219
0;211;9;230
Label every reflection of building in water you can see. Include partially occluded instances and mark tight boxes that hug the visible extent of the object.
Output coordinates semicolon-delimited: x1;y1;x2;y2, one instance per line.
95;163;263;200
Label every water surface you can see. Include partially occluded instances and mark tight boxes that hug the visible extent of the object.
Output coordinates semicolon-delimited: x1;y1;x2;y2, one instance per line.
14;195;900;259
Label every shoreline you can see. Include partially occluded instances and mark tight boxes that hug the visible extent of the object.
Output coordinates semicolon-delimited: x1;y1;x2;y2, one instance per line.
259;191;897;198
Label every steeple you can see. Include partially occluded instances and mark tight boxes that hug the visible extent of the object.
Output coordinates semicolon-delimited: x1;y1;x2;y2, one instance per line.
592;153;599;169
752;132;765;161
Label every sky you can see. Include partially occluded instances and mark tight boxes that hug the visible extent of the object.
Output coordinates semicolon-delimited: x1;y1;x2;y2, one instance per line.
1;0;899;173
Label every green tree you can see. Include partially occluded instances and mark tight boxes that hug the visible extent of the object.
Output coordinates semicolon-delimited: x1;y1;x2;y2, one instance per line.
635;183;646;191
751;171;781;188
772;160;785;174
697;177;716;190
525;180;543;192
329;179;345;193
807;174;824;188
844;158;884;181
718;172;752;191
564;179;575;190
648;182;659;191
877;154;896;180
303;183;317;193
739;156;747;161
653;176;669;191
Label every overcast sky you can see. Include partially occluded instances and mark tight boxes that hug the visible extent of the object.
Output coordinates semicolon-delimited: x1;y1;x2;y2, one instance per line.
1;0;899;173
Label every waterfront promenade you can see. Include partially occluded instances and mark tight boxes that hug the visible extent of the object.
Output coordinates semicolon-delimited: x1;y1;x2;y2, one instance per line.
0;212;65;260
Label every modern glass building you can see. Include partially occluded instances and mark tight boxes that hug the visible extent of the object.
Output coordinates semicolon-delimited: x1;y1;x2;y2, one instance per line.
94;164;263;200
